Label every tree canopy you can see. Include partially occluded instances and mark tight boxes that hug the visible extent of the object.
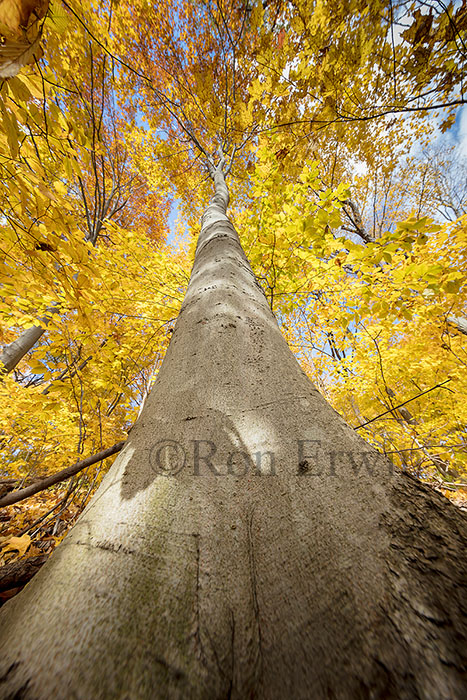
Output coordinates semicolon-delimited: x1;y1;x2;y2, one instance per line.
1;0;466;590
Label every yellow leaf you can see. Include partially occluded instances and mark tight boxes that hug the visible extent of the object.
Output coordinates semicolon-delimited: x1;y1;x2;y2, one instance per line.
45;0;69;34
53;180;67;196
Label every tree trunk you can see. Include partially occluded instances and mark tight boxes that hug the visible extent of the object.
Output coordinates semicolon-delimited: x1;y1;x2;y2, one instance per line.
447;315;467;336
0;307;60;376
0;324;46;375
0;164;466;699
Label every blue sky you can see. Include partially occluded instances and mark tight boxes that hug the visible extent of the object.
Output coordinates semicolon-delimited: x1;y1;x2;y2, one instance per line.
446;104;467;156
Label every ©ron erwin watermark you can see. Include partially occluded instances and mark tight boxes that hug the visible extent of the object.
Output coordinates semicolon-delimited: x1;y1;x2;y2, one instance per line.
148;439;394;477
149;439;276;477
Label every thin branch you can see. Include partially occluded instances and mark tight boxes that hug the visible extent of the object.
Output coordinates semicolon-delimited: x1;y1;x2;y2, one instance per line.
0;442;126;507
355;379;452;429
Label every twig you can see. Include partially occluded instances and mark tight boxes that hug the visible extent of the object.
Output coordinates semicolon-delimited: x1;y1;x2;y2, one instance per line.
355;379;452;429
435;482;467;489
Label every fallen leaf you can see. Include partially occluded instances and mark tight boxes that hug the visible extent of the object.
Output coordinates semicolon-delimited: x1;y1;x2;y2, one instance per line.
0;533;31;557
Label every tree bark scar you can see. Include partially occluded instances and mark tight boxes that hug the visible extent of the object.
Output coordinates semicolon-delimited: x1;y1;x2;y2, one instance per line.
297;459;311;475
196;232;233;256
247;508;264;692
193;533;210;667
192;534;233;692
226;608;235;700
0;662;31;699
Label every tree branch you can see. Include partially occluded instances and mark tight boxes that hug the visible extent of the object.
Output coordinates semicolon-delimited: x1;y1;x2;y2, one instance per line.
0;555;48;593
0;442;126;507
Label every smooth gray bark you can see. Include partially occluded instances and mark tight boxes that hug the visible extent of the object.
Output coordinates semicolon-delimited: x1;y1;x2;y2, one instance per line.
0;307;60;376
0;165;466;699
0;324;46;375
447;315;467;336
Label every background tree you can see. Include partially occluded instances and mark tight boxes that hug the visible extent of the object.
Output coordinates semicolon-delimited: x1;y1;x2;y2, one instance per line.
0;0;186;560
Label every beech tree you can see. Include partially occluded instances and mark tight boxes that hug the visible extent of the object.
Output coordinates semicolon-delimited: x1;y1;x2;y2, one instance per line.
1;144;467;698
1;1;467;696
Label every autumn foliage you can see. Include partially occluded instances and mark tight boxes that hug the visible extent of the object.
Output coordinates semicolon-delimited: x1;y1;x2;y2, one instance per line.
1;0;466;596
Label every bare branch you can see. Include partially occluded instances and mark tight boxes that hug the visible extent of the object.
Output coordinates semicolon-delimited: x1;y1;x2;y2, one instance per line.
0;442;126;507
355;380;453;429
